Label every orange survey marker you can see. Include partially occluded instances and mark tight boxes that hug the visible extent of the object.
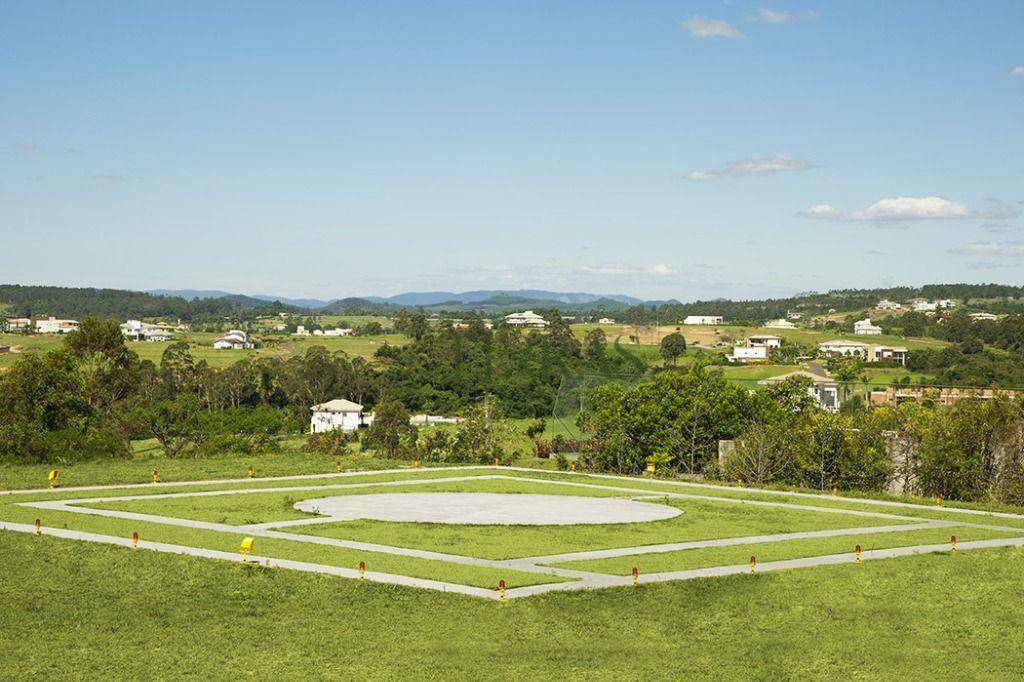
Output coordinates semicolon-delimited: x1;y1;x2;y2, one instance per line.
359;561;366;581
499;579;506;603
749;555;756;573
152;469;159;484
632;567;639;586
854;544;862;563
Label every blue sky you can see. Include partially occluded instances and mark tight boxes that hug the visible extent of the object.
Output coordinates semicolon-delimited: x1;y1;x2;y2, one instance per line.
2;2;1022;301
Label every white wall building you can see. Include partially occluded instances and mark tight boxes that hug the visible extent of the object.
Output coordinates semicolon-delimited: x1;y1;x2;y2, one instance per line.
937;299;956;309
747;335;782;348
853;318;883;335
875;299;901;311
504;310;548;328
727;345;768;363
970;312;999;321
764;319;797;329
597;318;616;325
872;346;908;365
319;328;353;337
213;330;255;349
310;399;365;433
818;339;869;358
759;371;840;412
34;317;79;334
683;315;723;325
912;300;938;312
121;320;172;342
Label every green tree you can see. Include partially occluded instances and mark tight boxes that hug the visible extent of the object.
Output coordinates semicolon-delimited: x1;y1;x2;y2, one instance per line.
362;400;413;458
659;333;687;365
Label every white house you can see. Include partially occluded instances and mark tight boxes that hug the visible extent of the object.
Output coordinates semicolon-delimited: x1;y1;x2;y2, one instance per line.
310;399;365;433
320;327;353;337
213;330;255;350
818;339;869;358
293;325;311;336
34;317;79;334
683;315;723;325
937;299;956;309
504;310;548;328
786;311;804;320
758;371;840;412
597;318;616;325
872;345;908;365
5;317;31;331
912;300;938;312
727;345;768;363
121;320;172;342
853;318;882;335
876;299;901;311
764;319;797;329
970;312;999;321
747;334;782;348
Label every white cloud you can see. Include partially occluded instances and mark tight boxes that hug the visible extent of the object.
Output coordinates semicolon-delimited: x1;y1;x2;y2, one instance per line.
753;8;793;23
749;8;820;23
680;16;743;39
799;196;1020;222
646;263;679;276
581;263;679;278
954;241;1024;257
854;196;971;221
1011;66;1024;77
687;154;810;182
799;204;842;219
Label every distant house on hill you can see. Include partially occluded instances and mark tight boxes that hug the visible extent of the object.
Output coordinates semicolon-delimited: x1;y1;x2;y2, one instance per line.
504;310;548;328
758;370;839;412
764;319;796;329
970;312;999;321
726;345;768;363
310;399;366;433
683;315;723;325
34;317;79;334
853;318;882;335
818;339;869;358
121;320;172;342
871;345;908;365
747;334;782;348
213;330;255;350
597;317;616;325
911;299;938;312
875;299;901;311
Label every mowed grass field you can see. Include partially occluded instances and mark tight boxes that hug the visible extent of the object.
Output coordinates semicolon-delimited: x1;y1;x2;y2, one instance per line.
3;527;1024;677
0;330;410;369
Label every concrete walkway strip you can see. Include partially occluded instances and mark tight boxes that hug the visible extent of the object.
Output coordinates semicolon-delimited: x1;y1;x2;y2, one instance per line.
0;521;500;600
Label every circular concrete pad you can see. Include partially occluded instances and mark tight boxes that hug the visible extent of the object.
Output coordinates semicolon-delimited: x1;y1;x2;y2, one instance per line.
294;493;681;526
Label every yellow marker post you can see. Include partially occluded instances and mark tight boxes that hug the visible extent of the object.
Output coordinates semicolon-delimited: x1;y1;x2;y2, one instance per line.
152;469;159;484
240;537;255;562
569;461;576;472
738;477;744;488
359;561;366;581
35;518;41;536
493;456;500;466
632;567;639;586
412;458;420;468
132;532;139;549
749;555;756;574
645;462;655;478
934;493;942;507
499;579;506;604
951;535;957;553
854;544;862;564
831;485;838;497
247;466;254;480
48;469;59;489
335;460;341;473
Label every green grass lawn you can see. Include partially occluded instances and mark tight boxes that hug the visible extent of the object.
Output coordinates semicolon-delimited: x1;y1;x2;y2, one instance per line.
3;531;1023;678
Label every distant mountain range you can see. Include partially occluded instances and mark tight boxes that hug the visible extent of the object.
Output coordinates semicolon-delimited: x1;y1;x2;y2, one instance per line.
147;289;644;310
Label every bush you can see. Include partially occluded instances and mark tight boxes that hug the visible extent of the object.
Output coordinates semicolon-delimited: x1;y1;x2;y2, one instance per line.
533;439;552;458
304;429;358;456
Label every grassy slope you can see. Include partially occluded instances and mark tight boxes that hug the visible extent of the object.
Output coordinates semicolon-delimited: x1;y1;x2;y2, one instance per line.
2;532;1022;678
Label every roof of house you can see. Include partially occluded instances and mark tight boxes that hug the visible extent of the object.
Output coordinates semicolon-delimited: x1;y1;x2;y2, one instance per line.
818;339;869;347
758;370;838;386
311;399;364;413
748;334;782;340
